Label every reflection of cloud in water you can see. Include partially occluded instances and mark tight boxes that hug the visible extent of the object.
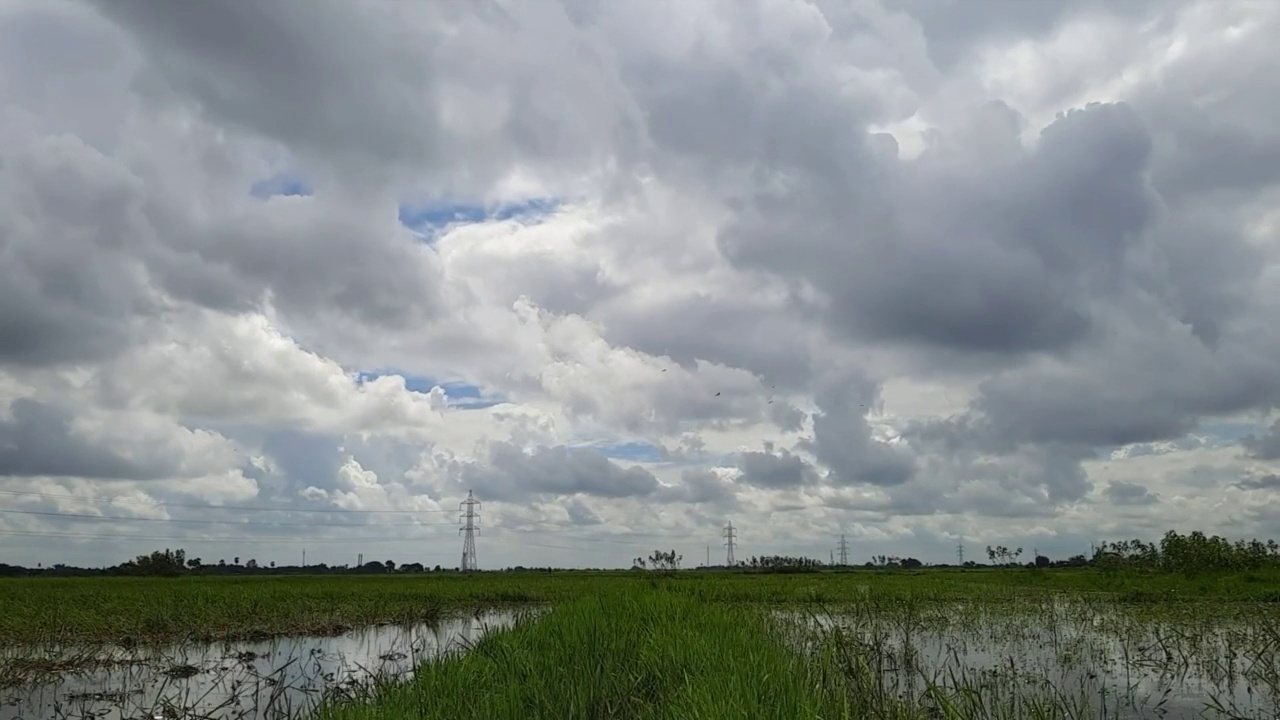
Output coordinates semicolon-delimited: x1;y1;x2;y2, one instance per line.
782;596;1279;719
0;609;533;720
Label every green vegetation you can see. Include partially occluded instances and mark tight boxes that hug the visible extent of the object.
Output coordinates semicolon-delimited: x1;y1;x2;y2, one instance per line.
0;573;559;645
319;589;855;720
315;580;1280;720
10;543;1280;718
7;562;1280;646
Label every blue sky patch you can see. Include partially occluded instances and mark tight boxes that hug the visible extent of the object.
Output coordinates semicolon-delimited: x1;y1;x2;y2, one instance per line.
355;370;502;410
398;197;560;237
250;174;313;199
591;441;668;463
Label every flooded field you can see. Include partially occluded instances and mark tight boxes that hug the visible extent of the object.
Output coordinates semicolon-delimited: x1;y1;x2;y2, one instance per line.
0;609;529;720
9;571;1280;718
788;594;1280;718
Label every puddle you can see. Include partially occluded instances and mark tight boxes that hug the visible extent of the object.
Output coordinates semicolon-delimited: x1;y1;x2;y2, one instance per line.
784;597;1280;719
0;608;531;720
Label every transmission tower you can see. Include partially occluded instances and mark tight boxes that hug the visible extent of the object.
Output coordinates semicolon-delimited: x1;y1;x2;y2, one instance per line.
837;534;850;566
722;521;737;566
957;537;965;565
459;490;480;572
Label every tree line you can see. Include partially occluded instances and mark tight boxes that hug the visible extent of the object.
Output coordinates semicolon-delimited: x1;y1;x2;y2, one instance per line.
1091;531;1280;576
4;530;1279;578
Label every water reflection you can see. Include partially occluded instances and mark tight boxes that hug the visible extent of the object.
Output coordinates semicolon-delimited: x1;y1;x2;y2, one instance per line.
784;596;1280;719
0;608;530;720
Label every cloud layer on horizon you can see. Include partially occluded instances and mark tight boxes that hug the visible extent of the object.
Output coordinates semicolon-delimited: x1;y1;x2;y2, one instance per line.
3;0;1280;568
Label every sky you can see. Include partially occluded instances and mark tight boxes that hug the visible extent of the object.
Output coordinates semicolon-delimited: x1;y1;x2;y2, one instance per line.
2;0;1280;570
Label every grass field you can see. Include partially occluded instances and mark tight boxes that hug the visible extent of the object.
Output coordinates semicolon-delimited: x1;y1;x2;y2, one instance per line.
6;568;1280;718
4;567;1280;645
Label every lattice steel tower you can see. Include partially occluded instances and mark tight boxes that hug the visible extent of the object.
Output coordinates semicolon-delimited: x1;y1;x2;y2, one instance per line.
723;520;737;566
459;490;480;572
838;534;850;566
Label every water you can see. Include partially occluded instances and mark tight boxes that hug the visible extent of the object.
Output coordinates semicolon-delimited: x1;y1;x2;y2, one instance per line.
784;596;1280;719
0;609;529;720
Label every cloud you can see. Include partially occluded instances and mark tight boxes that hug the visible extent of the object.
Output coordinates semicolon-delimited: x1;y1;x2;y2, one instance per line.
1236;474;1280;492
1241;421;1280;460
1104;480;1159;507
4;0;1280;568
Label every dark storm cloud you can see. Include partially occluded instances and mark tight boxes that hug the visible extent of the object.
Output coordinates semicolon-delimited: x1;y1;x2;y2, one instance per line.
0;398;171;480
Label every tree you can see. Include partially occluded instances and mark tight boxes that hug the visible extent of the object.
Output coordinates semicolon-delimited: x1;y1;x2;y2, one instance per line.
385;560;396;572
985;545;1024;567
129;548;187;577
645;549;681;572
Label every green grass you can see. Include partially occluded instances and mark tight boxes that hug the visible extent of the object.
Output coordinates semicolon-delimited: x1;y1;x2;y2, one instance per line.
4;567;1280;645
316;586;865;720
7;568;1280;717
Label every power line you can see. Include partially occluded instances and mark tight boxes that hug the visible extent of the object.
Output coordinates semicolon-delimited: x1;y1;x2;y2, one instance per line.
722;520;736;566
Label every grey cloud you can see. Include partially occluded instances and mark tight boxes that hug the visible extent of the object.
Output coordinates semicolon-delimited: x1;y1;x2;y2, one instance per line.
673;468;740;507
902;419;1095;513
459;442;661;501
1104;480;1158;507
734;450;821;490
87;0;634;195
968;318;1279;450
718;101;1163;359
1236;474;1280;491
1241;421;1280;460
886;0;1172;71
0;136;160;365
565;497;603;526
0;398;171;480
0;124;443;369
801;370;915;487
595;293;814;390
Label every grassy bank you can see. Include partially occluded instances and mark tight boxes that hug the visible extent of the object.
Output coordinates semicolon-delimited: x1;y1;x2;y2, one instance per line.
317;587;863;720
316;581;1280;720
5;567;1280;645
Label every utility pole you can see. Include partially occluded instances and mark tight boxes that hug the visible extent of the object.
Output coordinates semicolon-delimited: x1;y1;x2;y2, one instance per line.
837;534;850;566
706;545;710;568
830;550;834;565
459;490;481;572
302;549;306;568
722;521;737;566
